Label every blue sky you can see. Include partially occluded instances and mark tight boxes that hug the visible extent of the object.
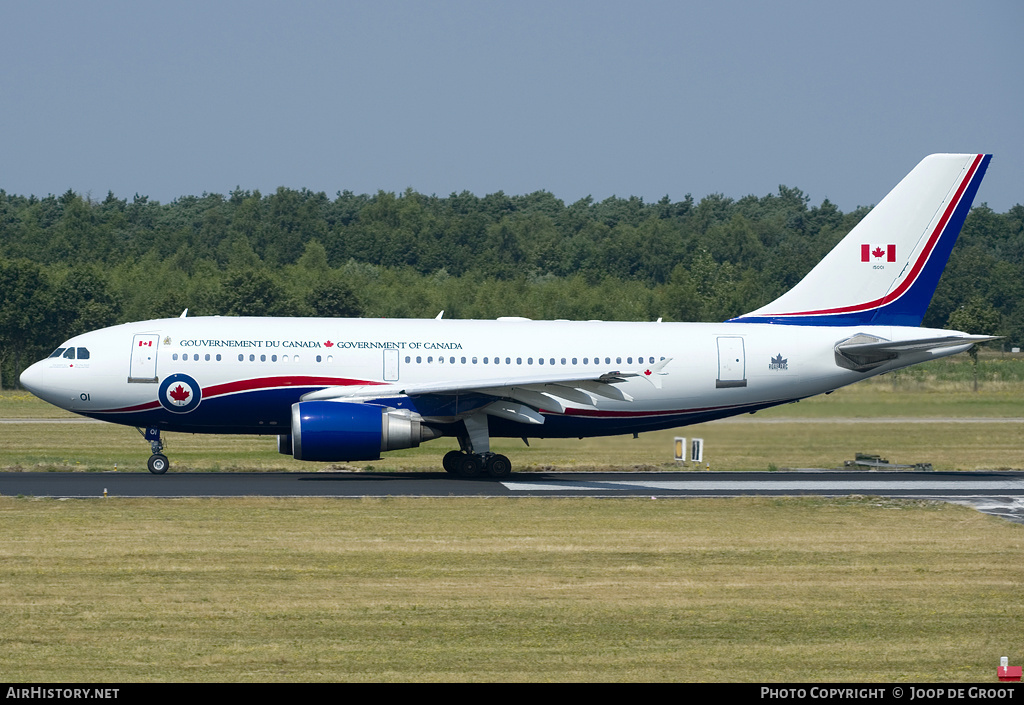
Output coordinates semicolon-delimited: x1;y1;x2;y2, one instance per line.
1;0;1020;211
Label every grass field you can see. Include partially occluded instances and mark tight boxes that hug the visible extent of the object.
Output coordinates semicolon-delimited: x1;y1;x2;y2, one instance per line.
0;496;1021;682
1;354;1022;682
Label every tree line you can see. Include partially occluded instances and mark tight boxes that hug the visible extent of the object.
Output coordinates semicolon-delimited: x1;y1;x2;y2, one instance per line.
1;185;1021;387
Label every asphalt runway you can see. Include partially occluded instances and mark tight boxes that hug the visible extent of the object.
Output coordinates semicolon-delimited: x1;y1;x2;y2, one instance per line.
2;470;1024;523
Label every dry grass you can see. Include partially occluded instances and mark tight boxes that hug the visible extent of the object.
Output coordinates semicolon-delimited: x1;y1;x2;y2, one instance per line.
0;496;1021;682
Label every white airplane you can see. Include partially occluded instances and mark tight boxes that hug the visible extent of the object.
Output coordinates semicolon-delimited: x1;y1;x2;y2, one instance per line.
20;154;994;477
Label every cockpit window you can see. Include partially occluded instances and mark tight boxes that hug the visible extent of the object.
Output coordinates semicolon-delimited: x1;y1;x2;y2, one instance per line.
48;348;66;358
77;348;90;360
62;348;76;360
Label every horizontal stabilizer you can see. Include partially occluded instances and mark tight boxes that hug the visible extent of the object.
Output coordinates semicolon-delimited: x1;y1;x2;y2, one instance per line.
834;333;998;372
837;334;999;356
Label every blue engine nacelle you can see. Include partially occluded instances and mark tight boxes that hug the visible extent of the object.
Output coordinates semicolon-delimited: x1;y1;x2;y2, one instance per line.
290;400;434;462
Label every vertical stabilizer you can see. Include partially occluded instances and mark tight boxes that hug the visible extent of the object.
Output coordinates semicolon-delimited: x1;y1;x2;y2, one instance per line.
732;153;991;326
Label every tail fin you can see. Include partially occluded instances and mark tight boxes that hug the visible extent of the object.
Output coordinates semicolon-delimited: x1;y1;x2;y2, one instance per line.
731;153;991;326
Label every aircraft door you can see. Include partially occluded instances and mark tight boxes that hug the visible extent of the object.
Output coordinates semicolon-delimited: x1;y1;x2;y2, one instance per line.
383;349;399;382
129;334;160;383
716;336;747;388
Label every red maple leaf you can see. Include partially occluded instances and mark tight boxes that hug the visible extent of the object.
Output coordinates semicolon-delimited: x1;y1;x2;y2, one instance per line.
169;384;191;402
324;340;334;347
872;247;885;258
644;369;652;376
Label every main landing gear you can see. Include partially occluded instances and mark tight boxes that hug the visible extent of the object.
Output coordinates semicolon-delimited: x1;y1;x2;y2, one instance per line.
442;414;512;479
442;450;512;479
140;427;169;475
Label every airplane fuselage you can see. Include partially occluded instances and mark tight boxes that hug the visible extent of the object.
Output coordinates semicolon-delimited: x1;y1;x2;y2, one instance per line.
22;316;969;438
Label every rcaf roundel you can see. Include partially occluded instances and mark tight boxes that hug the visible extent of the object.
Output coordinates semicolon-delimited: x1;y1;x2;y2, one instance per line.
158;373;202;413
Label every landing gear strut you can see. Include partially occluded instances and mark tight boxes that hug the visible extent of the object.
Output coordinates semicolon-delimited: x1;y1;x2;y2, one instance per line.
442;414;512;478
140;427;169;475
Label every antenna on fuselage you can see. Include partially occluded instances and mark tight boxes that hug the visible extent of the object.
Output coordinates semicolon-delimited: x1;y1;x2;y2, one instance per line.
435;310;444;319
179;309;188;318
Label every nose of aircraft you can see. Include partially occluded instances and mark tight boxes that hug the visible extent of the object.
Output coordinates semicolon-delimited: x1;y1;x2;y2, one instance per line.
19;359;71;409
19;360;46;396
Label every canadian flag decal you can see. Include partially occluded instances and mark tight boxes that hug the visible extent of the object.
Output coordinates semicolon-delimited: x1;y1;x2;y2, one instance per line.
861;244;896;263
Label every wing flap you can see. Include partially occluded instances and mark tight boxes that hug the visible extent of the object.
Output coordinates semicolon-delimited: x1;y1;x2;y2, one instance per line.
300;359;672;405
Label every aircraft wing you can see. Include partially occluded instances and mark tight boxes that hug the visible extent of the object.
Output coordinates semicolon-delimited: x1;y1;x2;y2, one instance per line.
300;357;673;418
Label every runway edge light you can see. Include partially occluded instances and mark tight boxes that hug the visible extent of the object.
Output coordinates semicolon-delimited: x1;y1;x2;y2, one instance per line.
998;656;1022;682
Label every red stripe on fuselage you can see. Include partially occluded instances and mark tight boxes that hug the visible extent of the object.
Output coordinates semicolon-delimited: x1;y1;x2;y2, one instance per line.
92;375;382;413
202;375;383;398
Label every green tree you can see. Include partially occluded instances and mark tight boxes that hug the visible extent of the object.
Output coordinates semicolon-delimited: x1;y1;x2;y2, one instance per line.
947;296;1001;391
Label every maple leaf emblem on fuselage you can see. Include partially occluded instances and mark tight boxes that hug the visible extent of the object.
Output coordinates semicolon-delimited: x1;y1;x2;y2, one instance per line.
769;354;788;371
324;340;334;347
168;384;191;402
872;247;885;258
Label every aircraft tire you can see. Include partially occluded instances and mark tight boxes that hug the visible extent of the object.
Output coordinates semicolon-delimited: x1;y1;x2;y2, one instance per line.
442;450;462;474
454;454;483;478
486;454;512;479
148;454;169;475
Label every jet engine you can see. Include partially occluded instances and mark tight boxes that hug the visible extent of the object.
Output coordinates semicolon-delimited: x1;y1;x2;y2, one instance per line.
289;400;439;462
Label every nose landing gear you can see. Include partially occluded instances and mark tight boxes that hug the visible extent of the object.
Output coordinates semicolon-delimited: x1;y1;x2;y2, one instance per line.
139;427;169;474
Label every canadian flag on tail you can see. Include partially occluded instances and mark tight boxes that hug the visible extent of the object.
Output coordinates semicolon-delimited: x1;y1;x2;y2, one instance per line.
861;244;896;262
